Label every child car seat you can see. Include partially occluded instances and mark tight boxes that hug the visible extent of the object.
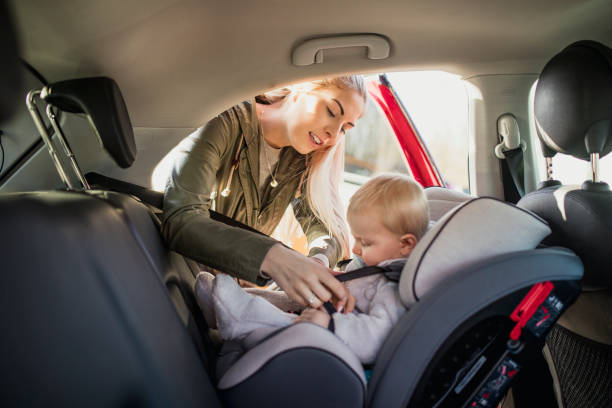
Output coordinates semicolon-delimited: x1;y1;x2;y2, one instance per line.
213;196;582;408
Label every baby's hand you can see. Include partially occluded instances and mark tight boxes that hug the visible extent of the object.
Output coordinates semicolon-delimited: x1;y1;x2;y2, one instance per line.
295;308;331;328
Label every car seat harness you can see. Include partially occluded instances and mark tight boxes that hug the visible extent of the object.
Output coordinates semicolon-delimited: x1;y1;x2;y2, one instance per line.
321;260;405;318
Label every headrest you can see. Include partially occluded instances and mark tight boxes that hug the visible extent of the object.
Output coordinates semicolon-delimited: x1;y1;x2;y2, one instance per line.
0;0;23;122
424;186;473;221
535;40;612;160
399;198;551;307
41;77;136;168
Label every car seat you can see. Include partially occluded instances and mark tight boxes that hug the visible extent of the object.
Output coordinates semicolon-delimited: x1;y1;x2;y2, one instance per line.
518;40;612;408
212;195;582;408
1;73;224;405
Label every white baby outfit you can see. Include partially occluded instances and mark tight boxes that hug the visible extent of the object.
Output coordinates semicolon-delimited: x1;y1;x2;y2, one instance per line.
195;257;407;364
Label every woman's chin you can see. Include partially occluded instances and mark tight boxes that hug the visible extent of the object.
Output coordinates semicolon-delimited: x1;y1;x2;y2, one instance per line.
295;143;315;155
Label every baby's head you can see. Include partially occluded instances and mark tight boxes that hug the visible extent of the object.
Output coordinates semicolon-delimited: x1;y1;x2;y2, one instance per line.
347;174;429;266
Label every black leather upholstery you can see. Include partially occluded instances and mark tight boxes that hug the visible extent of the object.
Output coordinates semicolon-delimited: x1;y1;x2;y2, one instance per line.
519;40;612;408
0;0;23;121
0;67;221;403
85;189;215;365
0;191;220;407
42;77;136;168
519;186;612;287
521;40;612;286
535;40;612;160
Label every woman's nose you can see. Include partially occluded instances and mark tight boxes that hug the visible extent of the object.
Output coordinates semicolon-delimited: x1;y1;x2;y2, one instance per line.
324;125;342;144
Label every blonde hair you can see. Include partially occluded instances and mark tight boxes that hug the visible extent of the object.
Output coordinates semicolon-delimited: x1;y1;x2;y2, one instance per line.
348;174;430;239
257;76;366;259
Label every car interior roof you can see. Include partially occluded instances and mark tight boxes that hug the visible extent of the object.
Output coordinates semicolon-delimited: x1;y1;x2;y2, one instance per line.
9;0;612;127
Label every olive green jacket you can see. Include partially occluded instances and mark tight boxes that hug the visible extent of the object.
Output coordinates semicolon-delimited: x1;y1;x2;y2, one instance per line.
161;100;340;283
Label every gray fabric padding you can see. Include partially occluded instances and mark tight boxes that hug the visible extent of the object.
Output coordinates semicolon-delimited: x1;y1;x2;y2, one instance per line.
425;186;474;221
217;323;366;389
400;197;551;307
367;247;583;408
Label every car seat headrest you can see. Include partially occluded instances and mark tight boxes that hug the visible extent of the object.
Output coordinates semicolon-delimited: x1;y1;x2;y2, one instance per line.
424;186;473;221
0;0;23;122
399;198;551;308
42;77;136;168
535;40;612;161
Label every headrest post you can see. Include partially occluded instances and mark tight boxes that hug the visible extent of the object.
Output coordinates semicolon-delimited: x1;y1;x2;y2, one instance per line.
591;152;600;183
45;104;90;190
25;90;75;190
545;157;554;181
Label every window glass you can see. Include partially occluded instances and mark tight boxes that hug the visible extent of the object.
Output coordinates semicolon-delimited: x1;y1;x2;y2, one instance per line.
341;94;412;208
344;96;411;177
386;71;470;193
542;154;612;185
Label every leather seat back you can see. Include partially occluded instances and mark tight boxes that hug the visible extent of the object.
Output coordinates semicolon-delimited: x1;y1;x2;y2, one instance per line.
0;191;221;407
518;40;612;408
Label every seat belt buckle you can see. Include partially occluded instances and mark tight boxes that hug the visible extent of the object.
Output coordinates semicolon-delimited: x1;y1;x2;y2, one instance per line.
509;282;555;341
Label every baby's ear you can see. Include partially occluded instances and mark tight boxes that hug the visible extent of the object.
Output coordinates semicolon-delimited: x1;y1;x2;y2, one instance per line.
399;233;418;257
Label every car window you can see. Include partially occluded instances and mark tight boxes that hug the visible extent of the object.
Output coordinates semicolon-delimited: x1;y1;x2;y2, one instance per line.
386;71;470;193
344;96;411;177
537;152;612;185
340;94;412;208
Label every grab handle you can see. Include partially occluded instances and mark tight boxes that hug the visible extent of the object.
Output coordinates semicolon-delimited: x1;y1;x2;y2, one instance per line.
292;34;391;66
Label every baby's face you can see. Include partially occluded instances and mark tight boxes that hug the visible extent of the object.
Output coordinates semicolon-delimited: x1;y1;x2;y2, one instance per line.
348;211;405;266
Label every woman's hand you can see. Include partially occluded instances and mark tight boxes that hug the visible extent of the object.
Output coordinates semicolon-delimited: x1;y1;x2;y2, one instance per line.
295;308;331;328
261;243;348;310
338;291;355;313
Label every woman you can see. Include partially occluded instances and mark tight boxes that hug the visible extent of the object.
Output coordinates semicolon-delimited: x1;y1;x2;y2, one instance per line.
162;76;366;309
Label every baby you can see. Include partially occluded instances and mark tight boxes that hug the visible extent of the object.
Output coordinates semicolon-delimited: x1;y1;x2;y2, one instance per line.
196;174;430;364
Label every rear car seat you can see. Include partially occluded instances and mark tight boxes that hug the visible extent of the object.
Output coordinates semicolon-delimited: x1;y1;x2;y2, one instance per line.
36;76;216;365
0;73;221;405
0;191;220;407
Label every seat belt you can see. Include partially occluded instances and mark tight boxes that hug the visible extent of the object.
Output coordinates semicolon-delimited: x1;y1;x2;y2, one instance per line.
494;114;525;203
500;147;525;200
85;171;265;236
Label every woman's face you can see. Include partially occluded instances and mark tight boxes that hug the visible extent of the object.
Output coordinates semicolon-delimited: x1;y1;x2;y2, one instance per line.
283;86;365;154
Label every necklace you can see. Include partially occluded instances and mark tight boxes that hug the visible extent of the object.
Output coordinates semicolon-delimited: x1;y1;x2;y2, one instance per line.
261;108;279;188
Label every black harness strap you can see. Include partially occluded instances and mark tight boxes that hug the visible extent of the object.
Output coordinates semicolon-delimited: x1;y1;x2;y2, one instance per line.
322;260;405;317
335;265;390;283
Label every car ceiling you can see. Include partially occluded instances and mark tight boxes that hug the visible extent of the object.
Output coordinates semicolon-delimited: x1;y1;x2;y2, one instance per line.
8;0;612;128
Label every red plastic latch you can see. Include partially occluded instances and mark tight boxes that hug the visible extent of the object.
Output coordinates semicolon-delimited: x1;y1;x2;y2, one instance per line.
509;281;554;341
